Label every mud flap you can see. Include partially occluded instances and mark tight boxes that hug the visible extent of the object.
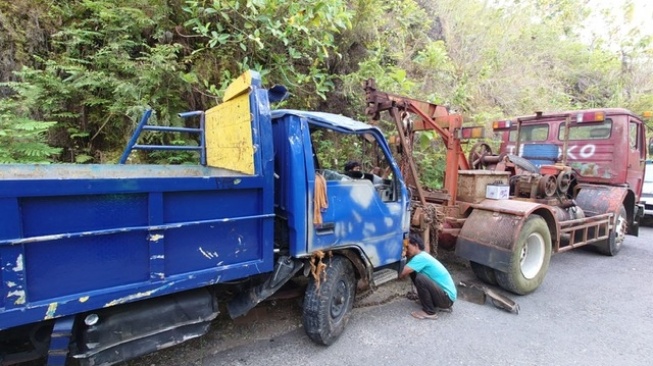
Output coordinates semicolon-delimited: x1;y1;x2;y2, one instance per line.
227;256;304;318
455;208;521;273
631;203;644;236
456;280;520;314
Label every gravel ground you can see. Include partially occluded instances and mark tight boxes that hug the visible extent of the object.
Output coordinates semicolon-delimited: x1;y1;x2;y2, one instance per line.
123;226;653;366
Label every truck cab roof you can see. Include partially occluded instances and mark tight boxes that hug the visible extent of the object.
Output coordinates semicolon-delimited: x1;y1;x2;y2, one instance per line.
272;109;381;135
508;108;641;123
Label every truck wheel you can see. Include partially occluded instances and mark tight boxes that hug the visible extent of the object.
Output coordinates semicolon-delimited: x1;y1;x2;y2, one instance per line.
302;256;355;345
596;205;627;256
468;142;493;169
470;261;498;285
495;215;551;295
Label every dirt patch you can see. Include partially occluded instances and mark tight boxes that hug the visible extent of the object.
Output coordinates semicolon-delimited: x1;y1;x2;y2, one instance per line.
437;248;472;271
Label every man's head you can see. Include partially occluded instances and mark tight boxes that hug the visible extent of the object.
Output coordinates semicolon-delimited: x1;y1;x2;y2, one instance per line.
344;161;361;172
407;233;425;257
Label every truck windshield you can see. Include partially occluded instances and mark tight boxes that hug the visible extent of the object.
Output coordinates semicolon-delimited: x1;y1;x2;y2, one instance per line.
508;124;549;142
557;119;613;140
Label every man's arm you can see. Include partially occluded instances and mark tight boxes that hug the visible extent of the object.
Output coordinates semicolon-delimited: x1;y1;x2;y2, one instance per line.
399;263;414;279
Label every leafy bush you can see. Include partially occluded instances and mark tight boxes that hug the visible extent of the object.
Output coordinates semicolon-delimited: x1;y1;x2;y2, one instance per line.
0;0;652;165
0;83;61;163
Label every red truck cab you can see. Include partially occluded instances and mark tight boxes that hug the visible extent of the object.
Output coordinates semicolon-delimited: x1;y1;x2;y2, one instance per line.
493;108;647;230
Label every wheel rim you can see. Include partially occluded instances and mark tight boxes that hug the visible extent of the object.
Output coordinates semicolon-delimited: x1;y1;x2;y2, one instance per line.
614;211;627;249
330;279;348;319
520;232;546;280
469;142;492;169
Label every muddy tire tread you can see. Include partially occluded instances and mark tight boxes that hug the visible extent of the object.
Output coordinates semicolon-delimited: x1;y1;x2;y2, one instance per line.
470;261;498;285
596;205;627;256
495;215;552;295
302;256;355;345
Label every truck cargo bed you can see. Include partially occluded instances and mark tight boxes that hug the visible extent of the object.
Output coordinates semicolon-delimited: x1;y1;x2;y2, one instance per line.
0;164;274;330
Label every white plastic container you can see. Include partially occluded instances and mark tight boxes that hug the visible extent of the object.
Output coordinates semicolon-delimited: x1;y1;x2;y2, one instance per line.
486;184;510;200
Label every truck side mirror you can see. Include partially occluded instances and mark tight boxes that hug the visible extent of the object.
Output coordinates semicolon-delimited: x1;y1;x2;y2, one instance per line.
649;137;653;155
267;84;288;103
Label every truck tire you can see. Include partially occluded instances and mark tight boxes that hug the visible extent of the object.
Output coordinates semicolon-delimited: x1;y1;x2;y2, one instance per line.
495;215;552;295
302;256;355;345
596;205;627;256
470;261;498;285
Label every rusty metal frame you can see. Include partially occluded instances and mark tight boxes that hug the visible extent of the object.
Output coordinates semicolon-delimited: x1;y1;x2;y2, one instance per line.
364;79;468;207
556;212;612;252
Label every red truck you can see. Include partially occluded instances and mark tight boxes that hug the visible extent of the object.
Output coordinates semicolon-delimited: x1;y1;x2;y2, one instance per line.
364;82;646;296
491;108;647;236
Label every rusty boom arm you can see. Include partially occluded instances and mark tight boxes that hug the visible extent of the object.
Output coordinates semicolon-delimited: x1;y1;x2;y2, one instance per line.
363;79;469;207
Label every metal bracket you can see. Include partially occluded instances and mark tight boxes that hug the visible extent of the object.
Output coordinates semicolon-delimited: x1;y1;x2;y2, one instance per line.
456;280;520;314
47;316;75;366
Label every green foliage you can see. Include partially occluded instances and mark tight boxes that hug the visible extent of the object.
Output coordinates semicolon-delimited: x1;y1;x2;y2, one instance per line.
412;132;445;189
0;84;61;163
182;0;352;102
3;0;194;163
146;138;200;165
341;0;431;96
311;130;372;170
1;0;653;170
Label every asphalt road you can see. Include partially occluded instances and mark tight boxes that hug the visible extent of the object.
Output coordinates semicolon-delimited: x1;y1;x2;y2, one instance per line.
130;226;653;366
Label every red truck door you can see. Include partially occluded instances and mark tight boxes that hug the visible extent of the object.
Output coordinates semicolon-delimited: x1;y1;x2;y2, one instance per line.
627;118;646;198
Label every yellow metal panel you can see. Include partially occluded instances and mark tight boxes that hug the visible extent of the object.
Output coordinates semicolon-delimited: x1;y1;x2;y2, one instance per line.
223;71;253;102
205;91;255;175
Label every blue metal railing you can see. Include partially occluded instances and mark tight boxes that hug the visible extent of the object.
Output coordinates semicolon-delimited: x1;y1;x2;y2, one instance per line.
119;110;207;165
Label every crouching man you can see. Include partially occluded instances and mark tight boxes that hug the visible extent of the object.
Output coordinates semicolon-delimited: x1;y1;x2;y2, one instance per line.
399;233;457;319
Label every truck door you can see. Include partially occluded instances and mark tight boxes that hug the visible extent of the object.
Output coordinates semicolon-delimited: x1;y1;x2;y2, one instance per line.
627;118;646;197
307;127;407;267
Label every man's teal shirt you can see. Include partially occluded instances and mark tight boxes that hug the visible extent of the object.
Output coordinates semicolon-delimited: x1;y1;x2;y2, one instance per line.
407;252;457;301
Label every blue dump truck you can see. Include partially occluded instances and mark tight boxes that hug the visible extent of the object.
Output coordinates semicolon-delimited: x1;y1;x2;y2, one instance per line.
0;71;410;365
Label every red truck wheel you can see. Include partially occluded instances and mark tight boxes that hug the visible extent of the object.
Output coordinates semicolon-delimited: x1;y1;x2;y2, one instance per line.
302;256;355;345
495;215;552;295
596;205;627;256
470;261;498;285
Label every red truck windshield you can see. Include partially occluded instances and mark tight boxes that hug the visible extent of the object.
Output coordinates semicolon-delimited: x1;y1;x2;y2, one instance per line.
505;120;616;157
507;120;613;142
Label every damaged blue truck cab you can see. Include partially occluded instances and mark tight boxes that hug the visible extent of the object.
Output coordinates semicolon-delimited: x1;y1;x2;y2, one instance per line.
0;71;409;365
272;109;408;264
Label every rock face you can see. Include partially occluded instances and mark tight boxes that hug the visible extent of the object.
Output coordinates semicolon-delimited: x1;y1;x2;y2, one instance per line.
0;2;53;95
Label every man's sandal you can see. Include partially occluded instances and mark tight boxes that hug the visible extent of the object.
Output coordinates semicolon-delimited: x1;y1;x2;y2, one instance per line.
411;310;438;320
